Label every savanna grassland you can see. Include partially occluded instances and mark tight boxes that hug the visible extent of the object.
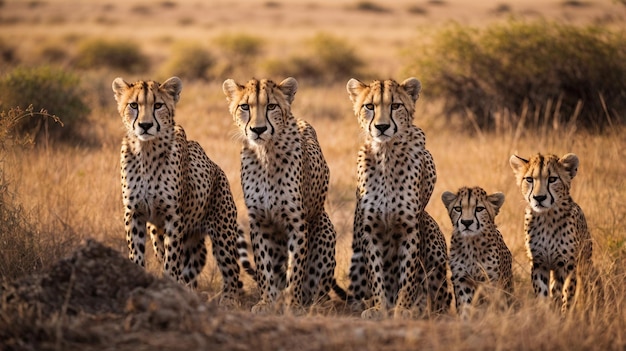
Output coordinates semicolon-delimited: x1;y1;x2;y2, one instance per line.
1;0;626;350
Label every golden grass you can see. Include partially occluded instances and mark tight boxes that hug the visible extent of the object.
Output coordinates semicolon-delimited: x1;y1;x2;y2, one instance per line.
1;0;625;349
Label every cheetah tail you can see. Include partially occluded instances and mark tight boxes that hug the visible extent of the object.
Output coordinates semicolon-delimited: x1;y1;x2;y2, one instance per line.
236;229;257;279
332;278;349;301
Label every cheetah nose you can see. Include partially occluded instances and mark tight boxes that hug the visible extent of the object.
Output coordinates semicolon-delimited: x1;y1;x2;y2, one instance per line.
250;126;267;135
138;122;153;132
533;195;547;202
461;219;473;228
375;124;390;133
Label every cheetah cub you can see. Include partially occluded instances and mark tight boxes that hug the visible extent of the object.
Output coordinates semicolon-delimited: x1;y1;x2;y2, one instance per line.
510;153;597;312
442;186;513;315
113;77;250;307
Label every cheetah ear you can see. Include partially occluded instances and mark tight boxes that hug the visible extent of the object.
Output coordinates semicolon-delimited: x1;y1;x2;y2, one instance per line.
401;77;422;103
161;77;183;103
487;192;505;215
559;153;579;179
346;78;367;104
278;77;298;105
222;79;242;103
441;191;457;208
112;77;130;102
509;155;528;176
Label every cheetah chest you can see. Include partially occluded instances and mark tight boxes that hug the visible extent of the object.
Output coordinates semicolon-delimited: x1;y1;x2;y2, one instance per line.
358;152;424;228
241;149;303;225
526;211;578;269
122;146;182;224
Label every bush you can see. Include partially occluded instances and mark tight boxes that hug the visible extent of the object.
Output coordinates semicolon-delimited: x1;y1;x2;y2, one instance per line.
266;33;364;84
0;66;89;143
404;21;626;131
213;33;264;77
75;38;149;73
0;107;77;280
160;42;215;80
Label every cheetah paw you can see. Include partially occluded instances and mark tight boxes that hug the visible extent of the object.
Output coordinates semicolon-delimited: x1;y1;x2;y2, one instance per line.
218;295;241;309
251;300;275;314
392;306;413;319
361;307;386;320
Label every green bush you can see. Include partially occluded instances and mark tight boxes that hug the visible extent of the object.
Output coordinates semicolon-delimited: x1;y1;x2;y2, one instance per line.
0;66;89;143
213;33;264;77
266;33;364;84
405;21;626;131
160;42;215;80
75;38;149;73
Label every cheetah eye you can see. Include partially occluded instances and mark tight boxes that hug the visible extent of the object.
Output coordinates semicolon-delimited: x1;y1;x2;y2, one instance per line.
154;103;163;109
364;103;374;111
476;206;486;213
524;177;534;184
240;104;250;111
129;102;138;109
453;206;461;213
548;176;558;183
267;103;278;111
391;103;402;110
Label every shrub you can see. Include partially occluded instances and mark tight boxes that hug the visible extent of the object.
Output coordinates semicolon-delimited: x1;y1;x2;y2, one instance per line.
160;42;215;80
75;38;149;73
0;66;89;143
404;20;626;131
266;33;364;84
213;33;264;77
0;107;77;280
352;1;391;13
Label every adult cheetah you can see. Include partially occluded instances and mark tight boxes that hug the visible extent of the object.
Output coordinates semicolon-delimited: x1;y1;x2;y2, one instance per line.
113;76;250;307
344;77;451;319
442;186;513;315
222;77;337;313
510;153;597;312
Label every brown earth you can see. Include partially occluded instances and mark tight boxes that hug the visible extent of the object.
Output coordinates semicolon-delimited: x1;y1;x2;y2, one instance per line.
2;240;622;351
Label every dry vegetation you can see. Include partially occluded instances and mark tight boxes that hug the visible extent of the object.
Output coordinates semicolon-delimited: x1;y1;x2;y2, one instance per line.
1;0;625;350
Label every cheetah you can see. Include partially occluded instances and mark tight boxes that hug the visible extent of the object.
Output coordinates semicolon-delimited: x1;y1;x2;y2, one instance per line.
222;77;337;313
510;153;596;312
441;186;513;315
344;78;451;319
112;76;251;307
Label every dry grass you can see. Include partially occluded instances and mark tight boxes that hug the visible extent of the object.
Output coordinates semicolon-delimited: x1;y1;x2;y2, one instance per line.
1;0;625;350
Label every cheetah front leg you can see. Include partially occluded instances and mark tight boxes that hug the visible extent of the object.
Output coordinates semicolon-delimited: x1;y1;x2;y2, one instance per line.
250;218;281;314
361;229;388;320
147;223;165;262
531;262;551;301
305;211;337;305
285;220;309;312
124;208;148;267
394;230;421;319
162;215;185;285
554;264;577;313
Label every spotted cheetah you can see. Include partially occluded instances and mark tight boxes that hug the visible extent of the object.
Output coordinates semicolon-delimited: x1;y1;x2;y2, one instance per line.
112;76;251;307
222;77;337;313
344;78;451;319
442;186;513;315
510;153;596;312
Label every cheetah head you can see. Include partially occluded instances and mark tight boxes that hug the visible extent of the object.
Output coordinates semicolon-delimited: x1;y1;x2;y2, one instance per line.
442;187;505;237
509;153;579;213
112;77;182;142
222;77;297;146
346;78;421;144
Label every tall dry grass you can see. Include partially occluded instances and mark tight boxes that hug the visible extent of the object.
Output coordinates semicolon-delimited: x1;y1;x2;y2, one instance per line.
2;79;625;349
1;0;625;349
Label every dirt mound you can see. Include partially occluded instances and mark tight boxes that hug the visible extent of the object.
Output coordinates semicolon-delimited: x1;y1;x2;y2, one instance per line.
0;239;443;351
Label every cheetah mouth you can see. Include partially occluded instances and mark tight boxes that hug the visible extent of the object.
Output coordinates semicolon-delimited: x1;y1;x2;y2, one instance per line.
136;132;155;141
